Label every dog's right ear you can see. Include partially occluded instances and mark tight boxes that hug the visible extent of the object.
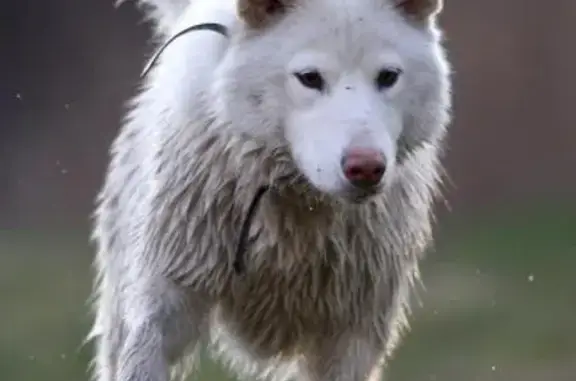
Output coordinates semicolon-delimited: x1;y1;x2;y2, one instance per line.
238;0;294;28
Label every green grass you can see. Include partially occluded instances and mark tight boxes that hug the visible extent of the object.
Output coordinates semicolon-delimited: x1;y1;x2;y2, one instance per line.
387;204;576;381
0;203;574;381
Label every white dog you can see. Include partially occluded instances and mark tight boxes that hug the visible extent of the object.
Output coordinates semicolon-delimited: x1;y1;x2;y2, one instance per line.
88;1;452;380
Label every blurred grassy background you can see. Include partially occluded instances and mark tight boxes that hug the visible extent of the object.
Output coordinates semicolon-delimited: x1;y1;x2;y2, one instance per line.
3;1;576;380
1;203;574;381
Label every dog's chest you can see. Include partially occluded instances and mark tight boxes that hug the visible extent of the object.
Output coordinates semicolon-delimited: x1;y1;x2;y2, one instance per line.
202;195;405;356
217;251;389;357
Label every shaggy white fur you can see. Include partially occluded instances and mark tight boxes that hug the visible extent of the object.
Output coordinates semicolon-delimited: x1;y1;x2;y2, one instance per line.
88;1;452;380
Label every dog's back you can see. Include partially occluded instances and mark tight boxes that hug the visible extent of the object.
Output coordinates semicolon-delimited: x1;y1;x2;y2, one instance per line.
89;1;451;381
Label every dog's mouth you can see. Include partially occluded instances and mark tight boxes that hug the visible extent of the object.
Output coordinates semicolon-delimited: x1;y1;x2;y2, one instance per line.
344;187;383;204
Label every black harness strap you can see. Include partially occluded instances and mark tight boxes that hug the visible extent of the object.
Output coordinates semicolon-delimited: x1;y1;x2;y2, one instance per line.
141;22;229;79
232;185;270;274
138;21;268;275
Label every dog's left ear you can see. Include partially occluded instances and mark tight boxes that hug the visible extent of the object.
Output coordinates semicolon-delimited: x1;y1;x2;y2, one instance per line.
238;0;294;28
393;0;444;21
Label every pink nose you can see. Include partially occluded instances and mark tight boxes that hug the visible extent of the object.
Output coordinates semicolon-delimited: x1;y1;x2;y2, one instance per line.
341;148;386;189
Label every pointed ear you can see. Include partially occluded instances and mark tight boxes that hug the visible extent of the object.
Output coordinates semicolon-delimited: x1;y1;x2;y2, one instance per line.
393;0;443;21
238;0;294;28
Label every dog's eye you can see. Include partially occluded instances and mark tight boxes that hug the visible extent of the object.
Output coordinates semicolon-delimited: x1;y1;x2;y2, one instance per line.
294;71;325;91
376;68;402;90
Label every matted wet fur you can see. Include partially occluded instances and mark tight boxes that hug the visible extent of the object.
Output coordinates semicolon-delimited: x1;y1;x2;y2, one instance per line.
88;0;452;380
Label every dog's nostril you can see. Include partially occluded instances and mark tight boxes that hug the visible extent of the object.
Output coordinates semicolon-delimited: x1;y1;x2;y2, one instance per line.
348;167;362;177
372;166;385;177
341;149;386;189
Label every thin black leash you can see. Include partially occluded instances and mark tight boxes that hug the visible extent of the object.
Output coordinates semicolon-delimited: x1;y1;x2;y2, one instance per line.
139;21;269;275
232;185;270;274
141;22;229;79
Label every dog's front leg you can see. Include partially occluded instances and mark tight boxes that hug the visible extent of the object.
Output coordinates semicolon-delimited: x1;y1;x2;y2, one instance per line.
302;332;385;381
116;322;169;381
113;282;208;381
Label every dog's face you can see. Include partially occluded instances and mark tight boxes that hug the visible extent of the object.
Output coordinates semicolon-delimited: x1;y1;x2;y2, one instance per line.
213;0;451;202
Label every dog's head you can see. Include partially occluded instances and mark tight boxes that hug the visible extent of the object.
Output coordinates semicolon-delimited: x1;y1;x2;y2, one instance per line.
212;0;451;202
